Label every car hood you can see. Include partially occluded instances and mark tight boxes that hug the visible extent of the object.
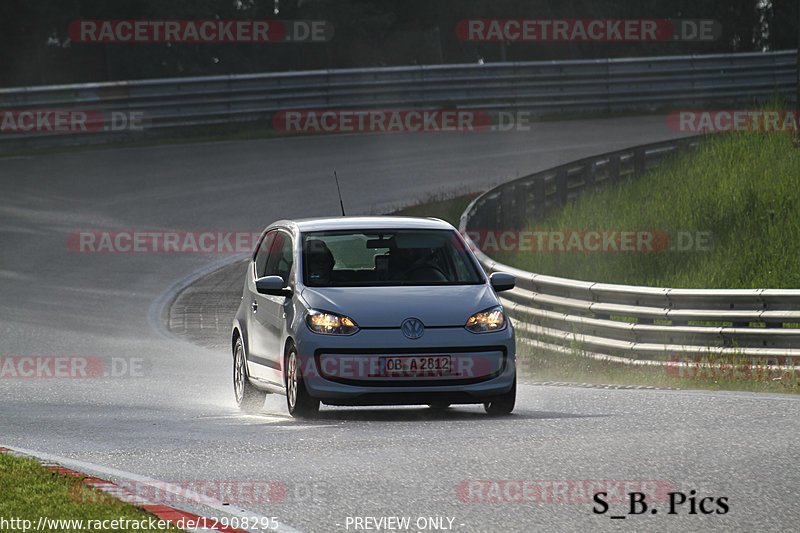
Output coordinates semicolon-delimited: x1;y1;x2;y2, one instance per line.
299;284;499;328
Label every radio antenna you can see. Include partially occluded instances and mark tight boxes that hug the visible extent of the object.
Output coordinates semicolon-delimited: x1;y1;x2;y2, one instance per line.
334;170;346;216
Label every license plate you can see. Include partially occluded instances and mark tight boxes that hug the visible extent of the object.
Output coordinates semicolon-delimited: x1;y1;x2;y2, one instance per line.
378;355;452;377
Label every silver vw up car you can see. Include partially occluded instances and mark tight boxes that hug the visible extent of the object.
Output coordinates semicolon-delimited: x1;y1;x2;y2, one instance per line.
231;216;516;417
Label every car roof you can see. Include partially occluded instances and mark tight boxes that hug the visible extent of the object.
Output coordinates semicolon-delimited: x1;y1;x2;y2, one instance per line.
267;216;456;233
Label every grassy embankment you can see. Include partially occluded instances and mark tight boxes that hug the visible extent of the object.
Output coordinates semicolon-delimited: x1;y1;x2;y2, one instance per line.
0;452;184;533
492;131;800;289
393;132;800;393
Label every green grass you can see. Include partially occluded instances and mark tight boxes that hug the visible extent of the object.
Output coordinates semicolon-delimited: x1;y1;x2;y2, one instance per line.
490;131;800;288
0;453;183;533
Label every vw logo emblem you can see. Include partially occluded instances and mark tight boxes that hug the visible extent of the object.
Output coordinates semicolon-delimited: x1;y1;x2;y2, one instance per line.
401;318;424;339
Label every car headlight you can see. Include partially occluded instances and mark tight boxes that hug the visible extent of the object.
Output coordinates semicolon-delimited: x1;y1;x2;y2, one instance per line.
465;306;507;333
306;309;360;335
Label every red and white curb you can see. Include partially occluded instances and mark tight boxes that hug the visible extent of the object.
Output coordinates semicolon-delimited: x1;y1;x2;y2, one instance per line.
0;446;303;533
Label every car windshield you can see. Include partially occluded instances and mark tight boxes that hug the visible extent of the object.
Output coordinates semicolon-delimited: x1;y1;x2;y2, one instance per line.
302;229;484;287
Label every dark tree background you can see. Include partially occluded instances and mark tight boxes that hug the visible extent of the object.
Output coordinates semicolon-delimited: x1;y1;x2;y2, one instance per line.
0;0;796;87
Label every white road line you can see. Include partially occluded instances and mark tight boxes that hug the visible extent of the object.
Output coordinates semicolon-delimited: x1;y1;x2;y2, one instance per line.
2;444;305;533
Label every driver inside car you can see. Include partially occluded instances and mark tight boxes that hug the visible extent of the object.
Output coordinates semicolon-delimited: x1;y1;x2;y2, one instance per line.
305;239;335;285
388;247;446;282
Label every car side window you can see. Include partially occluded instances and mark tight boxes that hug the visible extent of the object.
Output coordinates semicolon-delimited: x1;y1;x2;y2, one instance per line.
254;231;276;278
263;231;294;282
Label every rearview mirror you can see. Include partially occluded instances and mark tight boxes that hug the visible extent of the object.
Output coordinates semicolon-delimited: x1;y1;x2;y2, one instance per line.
489;272;515;292
366;238;395;249
255;276;293;297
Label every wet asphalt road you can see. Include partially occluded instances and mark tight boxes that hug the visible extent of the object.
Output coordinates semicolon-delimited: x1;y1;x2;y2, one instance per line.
2;118;798;532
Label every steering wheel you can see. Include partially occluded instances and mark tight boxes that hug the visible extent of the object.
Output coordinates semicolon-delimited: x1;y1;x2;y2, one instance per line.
403;264;448;281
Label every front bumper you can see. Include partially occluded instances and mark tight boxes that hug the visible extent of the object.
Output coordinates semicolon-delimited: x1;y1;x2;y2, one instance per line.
293;325;516;405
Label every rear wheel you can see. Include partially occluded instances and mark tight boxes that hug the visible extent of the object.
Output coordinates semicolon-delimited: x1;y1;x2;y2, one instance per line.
484;375;516;416
285;344;319;418
233;336;265;413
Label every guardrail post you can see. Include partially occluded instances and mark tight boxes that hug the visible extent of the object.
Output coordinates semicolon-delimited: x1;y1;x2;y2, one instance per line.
556;168;568;205
514;182;531;227
585;162;596;189
500;187;514;229
468;202;487;232
533;177;546;218
482;197;499;230
634;148;646;177
609;155;621;183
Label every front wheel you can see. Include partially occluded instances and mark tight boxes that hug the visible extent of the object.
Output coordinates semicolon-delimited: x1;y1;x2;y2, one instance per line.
285;345;319;418
484;375;516;416
233;336;266;413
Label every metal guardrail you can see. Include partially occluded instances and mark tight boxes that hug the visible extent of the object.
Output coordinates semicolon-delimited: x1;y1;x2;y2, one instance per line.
458;136;800;361
0;49;796;151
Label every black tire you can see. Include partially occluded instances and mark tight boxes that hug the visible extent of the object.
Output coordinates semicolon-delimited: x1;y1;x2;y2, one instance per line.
484;375;516;416
233;336;266;413
285;344;319;418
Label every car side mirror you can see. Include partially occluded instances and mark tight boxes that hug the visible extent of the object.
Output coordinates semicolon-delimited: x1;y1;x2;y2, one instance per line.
255;275;293;297
489;272;515;292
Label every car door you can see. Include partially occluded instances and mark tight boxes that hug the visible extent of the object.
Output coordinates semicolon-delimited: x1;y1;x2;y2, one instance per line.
246;229;294;383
